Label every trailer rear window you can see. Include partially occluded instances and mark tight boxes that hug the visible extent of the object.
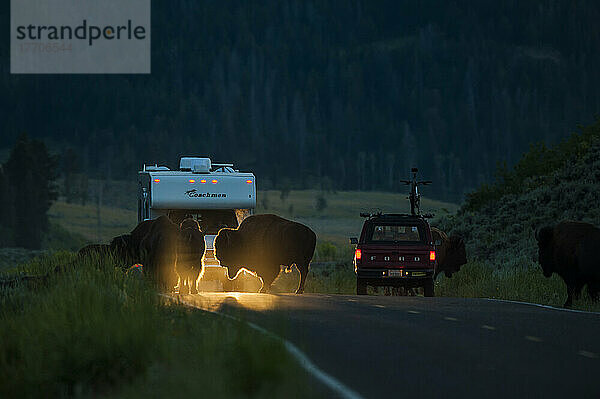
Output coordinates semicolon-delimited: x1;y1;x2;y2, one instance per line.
367;224;426;244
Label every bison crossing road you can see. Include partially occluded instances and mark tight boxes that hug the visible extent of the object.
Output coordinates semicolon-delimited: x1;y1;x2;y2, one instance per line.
215;214;316;294
78;214;317;294
179;293;600;399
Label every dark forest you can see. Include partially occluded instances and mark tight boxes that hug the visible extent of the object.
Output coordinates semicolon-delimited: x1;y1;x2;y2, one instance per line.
1;0;599;201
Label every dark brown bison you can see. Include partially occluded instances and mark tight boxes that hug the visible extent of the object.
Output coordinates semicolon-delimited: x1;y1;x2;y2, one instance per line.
129;219;154;255
77;216;206;292
536;221;600;307
214;214;316;294
176;218;205;294
77;243;111;257
78;235;135;264
431;227;467;279
109;234;135;263
136;215;180;291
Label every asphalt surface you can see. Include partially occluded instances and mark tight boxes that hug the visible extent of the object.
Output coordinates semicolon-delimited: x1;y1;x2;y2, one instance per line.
180;293;600;399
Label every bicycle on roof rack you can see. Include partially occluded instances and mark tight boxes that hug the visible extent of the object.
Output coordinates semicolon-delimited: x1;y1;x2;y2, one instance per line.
400;167;432;217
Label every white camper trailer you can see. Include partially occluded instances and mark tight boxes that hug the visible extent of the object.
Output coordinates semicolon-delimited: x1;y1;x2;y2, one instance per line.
138;157;256;290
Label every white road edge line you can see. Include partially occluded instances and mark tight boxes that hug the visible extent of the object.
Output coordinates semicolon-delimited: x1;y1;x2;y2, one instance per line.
164;295;365;399
482;298;600;315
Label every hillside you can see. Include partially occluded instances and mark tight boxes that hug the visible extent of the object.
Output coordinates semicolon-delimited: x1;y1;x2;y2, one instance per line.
436;119;600;268
2;1;600;201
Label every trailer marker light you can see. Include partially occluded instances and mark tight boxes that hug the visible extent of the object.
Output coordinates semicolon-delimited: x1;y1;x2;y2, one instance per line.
246;180;253;184
430;251;436;261
355;249;362;260
189;179;196;183
211;179;218;184
200;180;207;184
153;178;160;183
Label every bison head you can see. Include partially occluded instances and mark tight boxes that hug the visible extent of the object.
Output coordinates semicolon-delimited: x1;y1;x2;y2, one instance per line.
109;234;133;262
214;228;244;279
443;235;467;277
180;218;201;231
535;226;554;277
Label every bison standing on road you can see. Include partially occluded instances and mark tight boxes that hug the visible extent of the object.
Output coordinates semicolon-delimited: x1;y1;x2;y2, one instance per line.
214;214;316;294
176;218;205;294
136;215;180;291
536;221;600;307
431;227;467;279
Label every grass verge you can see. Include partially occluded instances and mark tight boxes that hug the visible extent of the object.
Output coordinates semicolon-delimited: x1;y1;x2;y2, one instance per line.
294;261;600;312
0;253;317;398
435;261;600;312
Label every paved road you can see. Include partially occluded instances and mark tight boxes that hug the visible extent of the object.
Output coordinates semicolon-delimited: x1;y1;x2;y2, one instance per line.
180;293;600;398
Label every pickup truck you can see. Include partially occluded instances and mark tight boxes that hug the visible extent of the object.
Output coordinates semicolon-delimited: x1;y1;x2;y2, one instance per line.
351;213;436;296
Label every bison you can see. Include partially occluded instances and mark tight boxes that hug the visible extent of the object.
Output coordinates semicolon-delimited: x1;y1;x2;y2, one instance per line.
109;234;135;263
536;221;600;307
214;214;316;294
136;215;180;291
77;243;111;258
431;227;467;279
79;235;136;264
176;218;205;294
77;216;206;292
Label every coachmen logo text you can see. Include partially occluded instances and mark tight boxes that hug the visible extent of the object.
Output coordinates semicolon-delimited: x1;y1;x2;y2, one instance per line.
185;189;227;198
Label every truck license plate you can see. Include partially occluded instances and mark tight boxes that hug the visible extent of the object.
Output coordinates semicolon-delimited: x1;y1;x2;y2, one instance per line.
412;272;426;277
388;270;402;277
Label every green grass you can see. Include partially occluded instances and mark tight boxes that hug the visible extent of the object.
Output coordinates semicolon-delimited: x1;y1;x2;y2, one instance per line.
0;248;46;273
48;201;138;243
435;261;600;312
42;222;90;251
0;253;317;398
48;189;457;250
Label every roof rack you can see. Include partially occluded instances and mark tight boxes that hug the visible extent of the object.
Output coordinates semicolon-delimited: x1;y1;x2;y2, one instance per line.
360;212;432;219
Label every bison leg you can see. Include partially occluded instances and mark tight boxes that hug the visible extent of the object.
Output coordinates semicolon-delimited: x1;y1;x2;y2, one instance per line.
587;281;600;301
259;267;279;293
564;282;584;308
295;262;309;294
190;269;200;294
179;269;193;295
181;277;191;295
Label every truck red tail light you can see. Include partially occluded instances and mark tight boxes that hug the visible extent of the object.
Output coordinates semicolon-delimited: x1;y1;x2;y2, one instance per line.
430;251;436;261
153;178;160;183
355;249;362;260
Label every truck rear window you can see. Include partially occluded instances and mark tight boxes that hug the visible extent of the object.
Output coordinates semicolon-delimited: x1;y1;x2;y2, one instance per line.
367;224;426;244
